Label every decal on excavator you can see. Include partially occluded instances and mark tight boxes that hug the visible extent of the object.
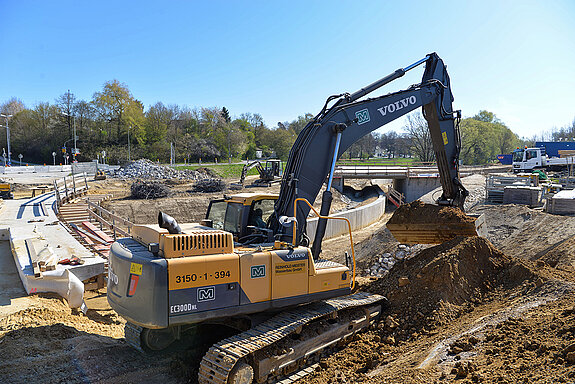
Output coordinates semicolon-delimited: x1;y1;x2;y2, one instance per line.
355;109;370;125
250;265;266;278
377;95;417;117
275;261;306;275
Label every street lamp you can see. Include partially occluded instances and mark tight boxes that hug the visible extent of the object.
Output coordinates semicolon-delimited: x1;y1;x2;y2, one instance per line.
0;113;13;166
61;112;78;161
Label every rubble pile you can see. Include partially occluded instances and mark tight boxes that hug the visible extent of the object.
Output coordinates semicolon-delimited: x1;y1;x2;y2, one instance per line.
130;181;171;199
366;244;416;277
114;159;203;180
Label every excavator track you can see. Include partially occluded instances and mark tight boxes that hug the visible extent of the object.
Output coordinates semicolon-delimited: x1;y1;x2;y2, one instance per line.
198;292;385;384
124;321;145;352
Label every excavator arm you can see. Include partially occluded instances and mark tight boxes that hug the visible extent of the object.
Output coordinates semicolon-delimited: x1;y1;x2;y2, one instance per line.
272;53;468;254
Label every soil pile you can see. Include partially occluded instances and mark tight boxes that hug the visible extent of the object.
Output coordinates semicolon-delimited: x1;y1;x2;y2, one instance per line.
365;236;530;324
387;200;475;225
301;237;555;384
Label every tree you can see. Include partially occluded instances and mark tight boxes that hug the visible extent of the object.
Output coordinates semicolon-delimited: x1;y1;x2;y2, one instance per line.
221;107;231;123
56;90;76;138
0;98;25;115
404;112;434;162
376;131;401;158
92;80;140;143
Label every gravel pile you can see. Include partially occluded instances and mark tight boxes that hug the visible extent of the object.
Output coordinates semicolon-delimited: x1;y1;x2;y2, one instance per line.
114;159;203;180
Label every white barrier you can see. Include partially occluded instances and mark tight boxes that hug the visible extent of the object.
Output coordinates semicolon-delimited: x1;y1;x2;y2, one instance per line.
306;188;386;240
0;164;73;174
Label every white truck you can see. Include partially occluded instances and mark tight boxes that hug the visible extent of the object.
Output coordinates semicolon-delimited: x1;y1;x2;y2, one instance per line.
512;147;575;173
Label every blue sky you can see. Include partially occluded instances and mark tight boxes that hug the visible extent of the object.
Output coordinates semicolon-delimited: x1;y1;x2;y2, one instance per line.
0;0;574;138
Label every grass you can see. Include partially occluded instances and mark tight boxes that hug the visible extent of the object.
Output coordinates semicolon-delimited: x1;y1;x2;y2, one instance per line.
177;157;425;179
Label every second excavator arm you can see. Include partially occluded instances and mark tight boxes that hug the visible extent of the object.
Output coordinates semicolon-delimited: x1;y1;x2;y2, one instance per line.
271;53;468;257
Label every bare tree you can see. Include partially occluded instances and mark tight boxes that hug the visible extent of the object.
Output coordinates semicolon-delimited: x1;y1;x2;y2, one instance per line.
56;90;76;138
404;112;434;162
0;97;25;115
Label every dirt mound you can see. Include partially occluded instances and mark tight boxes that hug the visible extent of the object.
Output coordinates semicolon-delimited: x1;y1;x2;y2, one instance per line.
364;236;535;325
388;200;474;225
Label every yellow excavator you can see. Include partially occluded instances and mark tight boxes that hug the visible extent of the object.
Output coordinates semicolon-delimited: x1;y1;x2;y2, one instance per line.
108;53;471;383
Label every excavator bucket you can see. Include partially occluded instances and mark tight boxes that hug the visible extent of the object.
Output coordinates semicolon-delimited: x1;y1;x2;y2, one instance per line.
386;201;486;245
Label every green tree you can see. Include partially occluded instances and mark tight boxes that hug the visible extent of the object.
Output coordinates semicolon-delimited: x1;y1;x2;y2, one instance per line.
92;80;141;144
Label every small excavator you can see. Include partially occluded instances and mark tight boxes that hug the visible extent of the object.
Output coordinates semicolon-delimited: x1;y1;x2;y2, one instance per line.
108;53;469;384
234;158;282;187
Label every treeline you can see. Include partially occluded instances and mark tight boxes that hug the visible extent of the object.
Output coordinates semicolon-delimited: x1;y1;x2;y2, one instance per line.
0;80;313;165
0;79;529;165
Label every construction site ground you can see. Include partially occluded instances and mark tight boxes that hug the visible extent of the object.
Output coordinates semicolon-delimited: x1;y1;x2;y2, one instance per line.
1;173;575;383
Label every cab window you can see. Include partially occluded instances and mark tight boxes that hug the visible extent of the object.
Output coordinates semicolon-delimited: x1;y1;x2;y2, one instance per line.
206;200;243;235
248;199;276;228
224;202;243;234
206;200;226;230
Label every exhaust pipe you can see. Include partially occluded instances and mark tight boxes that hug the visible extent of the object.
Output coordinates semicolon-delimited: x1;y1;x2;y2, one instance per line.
158;211;182;234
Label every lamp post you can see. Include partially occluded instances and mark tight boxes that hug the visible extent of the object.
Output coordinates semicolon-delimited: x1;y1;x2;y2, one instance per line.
61;112;77;161
52;151;56;166
0;113;13;166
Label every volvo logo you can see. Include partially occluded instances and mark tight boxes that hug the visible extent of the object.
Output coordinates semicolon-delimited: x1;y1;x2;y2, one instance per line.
377;96;417;117
197;286;215;302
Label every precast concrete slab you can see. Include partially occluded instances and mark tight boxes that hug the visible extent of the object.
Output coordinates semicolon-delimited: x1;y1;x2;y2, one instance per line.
0;192;105;308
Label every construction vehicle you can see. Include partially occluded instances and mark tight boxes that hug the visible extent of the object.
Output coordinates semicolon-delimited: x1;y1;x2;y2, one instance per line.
108;53;468;383
236;159;283;186
0;182;13;199
513;146;575;173
94;170;107;180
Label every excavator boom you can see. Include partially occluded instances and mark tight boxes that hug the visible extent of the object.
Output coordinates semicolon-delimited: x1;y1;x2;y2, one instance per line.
272;53;469;252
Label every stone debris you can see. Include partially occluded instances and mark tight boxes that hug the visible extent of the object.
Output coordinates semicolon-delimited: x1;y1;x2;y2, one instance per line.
365;244;419;278
113;159;204;180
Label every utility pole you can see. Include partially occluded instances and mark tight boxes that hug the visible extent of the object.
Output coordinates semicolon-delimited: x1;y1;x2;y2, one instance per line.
128;125;131;162
0;113;13;166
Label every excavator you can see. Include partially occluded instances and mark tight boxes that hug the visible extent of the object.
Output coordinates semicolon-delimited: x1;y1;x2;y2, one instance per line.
107;53;469;384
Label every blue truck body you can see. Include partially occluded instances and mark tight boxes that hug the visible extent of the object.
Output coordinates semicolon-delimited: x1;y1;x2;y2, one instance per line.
535;142;575;158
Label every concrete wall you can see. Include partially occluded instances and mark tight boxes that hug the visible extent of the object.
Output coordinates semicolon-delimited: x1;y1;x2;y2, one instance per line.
393;176;442;202
306;189;386;240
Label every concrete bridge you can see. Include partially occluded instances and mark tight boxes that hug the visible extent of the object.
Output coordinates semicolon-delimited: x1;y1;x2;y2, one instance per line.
332;162;443;203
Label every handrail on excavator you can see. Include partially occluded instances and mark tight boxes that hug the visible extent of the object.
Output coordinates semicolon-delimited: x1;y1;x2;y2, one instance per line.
292;197;356;289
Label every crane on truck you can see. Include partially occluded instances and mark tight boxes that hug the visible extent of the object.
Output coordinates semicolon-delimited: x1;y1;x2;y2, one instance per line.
107;53;469;384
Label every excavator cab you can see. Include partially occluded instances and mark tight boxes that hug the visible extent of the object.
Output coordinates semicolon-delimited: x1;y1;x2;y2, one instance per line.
205;193;277;243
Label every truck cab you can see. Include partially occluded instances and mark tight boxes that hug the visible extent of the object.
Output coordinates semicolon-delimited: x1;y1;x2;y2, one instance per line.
512;147;545;172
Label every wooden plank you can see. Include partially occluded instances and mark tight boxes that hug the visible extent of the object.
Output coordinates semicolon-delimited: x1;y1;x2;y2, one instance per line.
82;221;114;243
70;223;108;244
